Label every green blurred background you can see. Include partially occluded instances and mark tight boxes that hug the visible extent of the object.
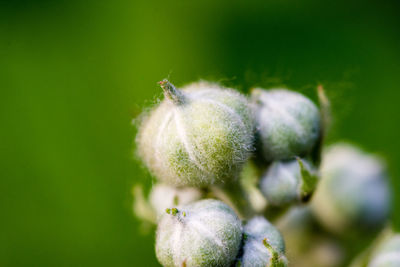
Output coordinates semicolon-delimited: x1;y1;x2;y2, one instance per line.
1;0;399;266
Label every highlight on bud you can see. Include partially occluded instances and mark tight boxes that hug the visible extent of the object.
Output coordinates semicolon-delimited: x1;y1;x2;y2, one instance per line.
259;158;319;207
251;88;321;162
156;199;242;267
235;217;287;267
136;80;255;187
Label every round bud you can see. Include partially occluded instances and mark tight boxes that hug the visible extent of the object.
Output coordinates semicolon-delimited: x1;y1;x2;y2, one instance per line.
259;158;318;206
368;234;400;267
156;199;242;267
237;216;287;267
311;143;391;235
137;80;254;187
149;183;203;218
251;88;320;162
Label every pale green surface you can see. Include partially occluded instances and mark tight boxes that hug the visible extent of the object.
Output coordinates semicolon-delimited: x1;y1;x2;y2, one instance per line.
137;84;253;187
252;89;320;161
155;199;242;267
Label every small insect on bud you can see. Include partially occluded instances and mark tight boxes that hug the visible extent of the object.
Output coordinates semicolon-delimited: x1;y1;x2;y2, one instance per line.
251;88;321;162
149;183;203;218
311;143;391;235
136;80;255;187
259;158;319;207
368;234;400;267
156;199;242;267
236;217;287;267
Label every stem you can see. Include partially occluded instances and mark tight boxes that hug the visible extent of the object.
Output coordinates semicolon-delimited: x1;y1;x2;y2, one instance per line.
317;85;331;134
159;79;186;105
311;85;331;166
211;180;255;220
263;204;290;223
132;185;156;225
349;226;394;267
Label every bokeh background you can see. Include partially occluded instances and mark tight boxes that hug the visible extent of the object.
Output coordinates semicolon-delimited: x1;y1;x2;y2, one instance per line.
1;0;399;266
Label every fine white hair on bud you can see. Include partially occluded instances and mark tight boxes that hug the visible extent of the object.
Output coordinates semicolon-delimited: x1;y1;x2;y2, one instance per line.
311;143;391;235
136;80;255;187
149;183;203;219
259;158;319;206
236;216;287;267
368;234;400;267
251;88;321;162
155;199;242;267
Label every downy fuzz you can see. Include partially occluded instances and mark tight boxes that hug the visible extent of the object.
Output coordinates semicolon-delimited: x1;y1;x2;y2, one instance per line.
156;199;242;267
251;88;320;162
137;80;254;187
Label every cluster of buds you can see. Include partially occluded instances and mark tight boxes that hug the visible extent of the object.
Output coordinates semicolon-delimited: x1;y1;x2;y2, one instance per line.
133;80;393;267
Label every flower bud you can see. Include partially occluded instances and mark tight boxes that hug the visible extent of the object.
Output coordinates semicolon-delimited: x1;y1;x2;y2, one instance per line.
137;80;255;187
311;143;391;235
368;234;400;267
149;183;203;218
236;217;287;267
259;158;319;206
251;88;321;162
156;199;242;267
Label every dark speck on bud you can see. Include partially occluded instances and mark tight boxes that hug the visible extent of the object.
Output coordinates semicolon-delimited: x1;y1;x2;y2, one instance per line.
243;233;248;240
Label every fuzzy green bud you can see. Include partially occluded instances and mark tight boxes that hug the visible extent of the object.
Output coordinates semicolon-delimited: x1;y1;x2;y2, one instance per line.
259;158;319;206
149;183;203;219
368;234;400;267
311;143;390;235
137;80;255;187
156;199;242;267
236;217;287;267
251;88;321;162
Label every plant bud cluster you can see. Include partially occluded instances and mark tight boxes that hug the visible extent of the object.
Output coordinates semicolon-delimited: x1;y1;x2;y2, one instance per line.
132;80;393;267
